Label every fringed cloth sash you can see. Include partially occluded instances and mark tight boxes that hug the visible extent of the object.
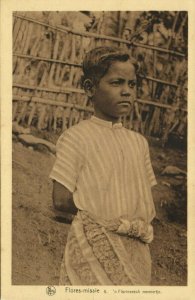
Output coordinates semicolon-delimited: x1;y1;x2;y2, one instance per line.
59;211;153;285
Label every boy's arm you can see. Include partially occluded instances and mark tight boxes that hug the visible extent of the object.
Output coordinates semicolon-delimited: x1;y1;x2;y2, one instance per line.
52;180;78;215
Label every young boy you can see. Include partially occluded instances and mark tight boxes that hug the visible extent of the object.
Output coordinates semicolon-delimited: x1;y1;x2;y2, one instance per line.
50;46;157;285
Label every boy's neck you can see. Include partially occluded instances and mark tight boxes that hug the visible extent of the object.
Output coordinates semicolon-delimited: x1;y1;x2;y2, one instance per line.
94;112;121;125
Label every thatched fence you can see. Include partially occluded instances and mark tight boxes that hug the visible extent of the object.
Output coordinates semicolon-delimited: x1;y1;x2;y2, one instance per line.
13;12;187;142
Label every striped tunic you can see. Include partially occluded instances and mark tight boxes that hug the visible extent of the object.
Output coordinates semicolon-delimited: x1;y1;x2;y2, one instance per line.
50;116;157;223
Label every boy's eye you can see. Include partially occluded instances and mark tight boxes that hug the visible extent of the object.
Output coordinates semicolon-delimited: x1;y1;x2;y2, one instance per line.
110;80;137;87
110;81;120;86
128;81;136;88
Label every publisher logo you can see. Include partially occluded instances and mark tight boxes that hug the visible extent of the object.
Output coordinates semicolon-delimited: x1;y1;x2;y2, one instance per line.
46;286;56;296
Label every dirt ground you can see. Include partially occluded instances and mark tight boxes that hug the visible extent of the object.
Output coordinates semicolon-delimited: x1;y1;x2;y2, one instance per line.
12;133;187;286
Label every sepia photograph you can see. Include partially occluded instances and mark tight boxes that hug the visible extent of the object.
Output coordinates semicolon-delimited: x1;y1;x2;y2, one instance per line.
2;0;195;299
11;10;188;287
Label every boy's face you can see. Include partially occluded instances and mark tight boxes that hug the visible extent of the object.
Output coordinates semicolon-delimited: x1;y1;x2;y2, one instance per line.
92;60;136;123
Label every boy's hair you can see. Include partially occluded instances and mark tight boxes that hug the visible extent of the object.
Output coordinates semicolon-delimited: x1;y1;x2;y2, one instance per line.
81;46;139;87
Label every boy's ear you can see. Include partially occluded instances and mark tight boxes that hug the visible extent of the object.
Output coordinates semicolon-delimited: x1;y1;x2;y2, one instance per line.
83;79;96;98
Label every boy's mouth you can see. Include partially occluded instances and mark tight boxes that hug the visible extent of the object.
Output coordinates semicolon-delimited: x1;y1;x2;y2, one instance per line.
117;101;131;106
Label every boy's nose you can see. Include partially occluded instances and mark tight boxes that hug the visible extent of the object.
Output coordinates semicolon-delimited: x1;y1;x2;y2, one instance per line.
121;86;131;96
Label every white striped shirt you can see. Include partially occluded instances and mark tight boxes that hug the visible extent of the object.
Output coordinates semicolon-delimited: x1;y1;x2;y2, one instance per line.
50;116;157;222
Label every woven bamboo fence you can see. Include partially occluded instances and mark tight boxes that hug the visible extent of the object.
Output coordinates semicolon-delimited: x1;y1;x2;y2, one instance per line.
12;12;187;142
